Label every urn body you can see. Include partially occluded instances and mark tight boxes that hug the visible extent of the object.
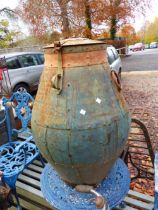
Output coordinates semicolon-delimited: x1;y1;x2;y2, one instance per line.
32;39;131;185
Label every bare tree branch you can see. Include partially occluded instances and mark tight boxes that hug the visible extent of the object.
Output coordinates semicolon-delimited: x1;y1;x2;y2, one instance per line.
0;7;17;19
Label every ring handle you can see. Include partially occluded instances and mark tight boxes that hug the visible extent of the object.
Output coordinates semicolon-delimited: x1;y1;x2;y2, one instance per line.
51;73;63;94
111;70;122;91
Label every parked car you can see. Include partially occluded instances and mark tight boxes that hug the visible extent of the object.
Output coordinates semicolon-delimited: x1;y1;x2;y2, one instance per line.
145;44;150;49
1;47;122;94
150;42;158;48
0;52;44;94
106;46;122;79
128;45;134;51
132;43;145;51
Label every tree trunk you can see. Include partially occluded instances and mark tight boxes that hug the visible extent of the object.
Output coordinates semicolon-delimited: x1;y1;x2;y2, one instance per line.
58;0;71;38
84;0;92;39
110;17;117;40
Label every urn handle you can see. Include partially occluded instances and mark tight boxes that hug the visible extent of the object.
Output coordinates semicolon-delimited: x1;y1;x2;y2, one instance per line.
111;70;122;91
51;41;63;95
51;73;63;94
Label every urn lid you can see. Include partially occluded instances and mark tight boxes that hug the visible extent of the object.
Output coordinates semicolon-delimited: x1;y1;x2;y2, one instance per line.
44;38;105;49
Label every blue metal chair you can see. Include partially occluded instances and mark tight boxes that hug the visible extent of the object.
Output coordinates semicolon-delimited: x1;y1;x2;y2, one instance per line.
0;92;44;210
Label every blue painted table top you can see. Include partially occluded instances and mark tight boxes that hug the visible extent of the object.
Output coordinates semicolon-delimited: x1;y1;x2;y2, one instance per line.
40;159;130;210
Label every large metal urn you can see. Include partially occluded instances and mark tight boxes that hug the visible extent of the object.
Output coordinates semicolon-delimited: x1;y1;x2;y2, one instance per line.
31;38;131;186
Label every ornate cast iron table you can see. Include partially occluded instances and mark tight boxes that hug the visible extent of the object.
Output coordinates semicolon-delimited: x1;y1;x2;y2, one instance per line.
40;159;130;210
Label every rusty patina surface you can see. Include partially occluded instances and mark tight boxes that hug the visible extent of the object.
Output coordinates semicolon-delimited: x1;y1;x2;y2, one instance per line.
32;38;131;185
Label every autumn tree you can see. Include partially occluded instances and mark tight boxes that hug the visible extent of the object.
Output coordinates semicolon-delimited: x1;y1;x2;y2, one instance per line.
138;19;158;44
93;0;152;40
119;24;138;44
71;0;93;38
73;0;152;40
72;0;104;38
18;0;101;39
56;0;71;37
18;0;72;38
74;0;93;38
18;0;152;40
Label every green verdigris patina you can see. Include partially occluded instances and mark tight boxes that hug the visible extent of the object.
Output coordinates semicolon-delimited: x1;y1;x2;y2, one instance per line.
31;38;131;185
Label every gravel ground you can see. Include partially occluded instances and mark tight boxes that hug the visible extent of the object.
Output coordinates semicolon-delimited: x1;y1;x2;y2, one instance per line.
122;71;158;152
122;71;158;196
